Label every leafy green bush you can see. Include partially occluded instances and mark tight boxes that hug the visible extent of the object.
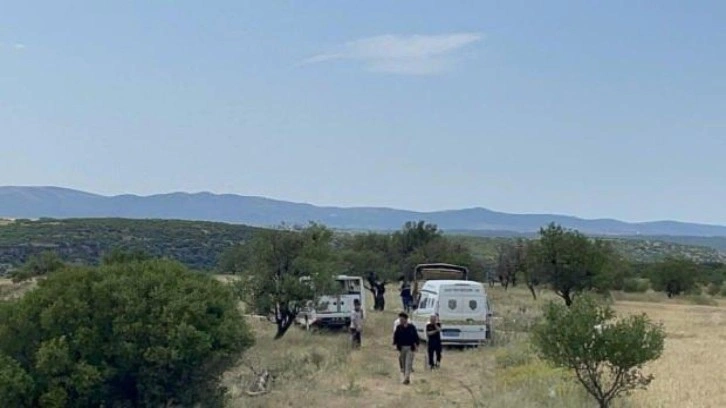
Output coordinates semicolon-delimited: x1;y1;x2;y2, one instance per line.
532;295;665;408
0;260;252;407
622;278;650;293
9;251;65;282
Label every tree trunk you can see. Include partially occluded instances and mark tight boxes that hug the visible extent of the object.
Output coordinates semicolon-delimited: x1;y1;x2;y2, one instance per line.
273;307;296;340
527;283;537;300
562;291;573;307
274;315;295;339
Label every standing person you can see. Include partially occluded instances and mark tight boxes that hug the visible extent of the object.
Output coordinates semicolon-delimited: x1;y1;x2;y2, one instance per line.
426;314;443;369
349;298;364;349
392;312;419;385
400;281;412;313
375;280;386;311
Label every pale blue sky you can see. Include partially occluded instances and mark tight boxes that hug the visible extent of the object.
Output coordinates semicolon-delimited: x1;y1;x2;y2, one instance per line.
1;1;725;223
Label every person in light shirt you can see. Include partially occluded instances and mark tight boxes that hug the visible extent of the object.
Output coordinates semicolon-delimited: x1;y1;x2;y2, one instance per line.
349;298;364;349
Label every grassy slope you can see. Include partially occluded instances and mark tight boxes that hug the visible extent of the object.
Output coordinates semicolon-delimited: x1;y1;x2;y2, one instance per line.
225;286;726;408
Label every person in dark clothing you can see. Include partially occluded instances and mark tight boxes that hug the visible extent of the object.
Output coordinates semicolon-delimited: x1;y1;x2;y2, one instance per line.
392;312;419;384
426;314;442;369
375;281;386;311
400;281;412;313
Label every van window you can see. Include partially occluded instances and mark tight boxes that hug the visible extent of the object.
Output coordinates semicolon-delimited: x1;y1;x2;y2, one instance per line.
419;296;428;310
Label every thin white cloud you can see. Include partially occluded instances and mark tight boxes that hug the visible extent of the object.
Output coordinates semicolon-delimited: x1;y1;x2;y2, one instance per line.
300;33;483;75
13;43;26;50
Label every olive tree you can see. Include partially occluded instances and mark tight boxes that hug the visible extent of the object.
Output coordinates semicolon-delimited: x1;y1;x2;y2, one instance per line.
648;257;699;298
527;223;616;306
241;223;339;339
495;240;528;290
532;295;665;408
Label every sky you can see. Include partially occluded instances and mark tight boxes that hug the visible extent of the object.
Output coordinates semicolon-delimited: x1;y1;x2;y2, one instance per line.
1;1;725;224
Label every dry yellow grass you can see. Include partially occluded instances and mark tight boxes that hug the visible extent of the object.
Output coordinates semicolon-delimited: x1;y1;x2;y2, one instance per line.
225;286;726;408
616;300;726;408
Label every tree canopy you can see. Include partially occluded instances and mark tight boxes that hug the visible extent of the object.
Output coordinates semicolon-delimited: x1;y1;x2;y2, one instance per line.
648;257;699;297
532;295;665;408
0;259;252;407
239;223;340;339
526;223;617;306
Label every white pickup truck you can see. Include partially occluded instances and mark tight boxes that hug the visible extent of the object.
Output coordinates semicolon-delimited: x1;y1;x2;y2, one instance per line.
296;275;365;330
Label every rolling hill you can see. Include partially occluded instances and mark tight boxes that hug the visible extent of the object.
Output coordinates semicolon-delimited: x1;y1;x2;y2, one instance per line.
0;218;260;271
2;186;726;239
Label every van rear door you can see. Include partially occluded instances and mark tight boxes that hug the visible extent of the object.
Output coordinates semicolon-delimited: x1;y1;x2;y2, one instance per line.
438;285;488;339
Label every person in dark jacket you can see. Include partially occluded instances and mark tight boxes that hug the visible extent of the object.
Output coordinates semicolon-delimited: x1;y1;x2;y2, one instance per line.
392;312;419;384
400;281;412;313
426;314;442;369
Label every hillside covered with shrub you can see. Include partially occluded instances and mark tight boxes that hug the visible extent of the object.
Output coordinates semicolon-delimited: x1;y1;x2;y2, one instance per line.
0;218;261;271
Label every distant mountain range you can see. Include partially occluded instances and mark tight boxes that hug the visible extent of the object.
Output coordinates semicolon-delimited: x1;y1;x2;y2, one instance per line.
2;186;726;238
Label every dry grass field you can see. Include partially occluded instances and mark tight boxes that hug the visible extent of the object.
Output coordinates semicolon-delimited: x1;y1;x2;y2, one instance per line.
225;285;726;408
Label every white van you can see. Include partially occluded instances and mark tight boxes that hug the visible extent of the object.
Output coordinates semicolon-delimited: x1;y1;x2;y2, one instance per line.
410;264;493;346
296;275;364;330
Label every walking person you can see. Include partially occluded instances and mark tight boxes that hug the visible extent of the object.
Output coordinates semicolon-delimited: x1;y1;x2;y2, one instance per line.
392;312;419;385
426;314;442;369
349;298;364;349
393;313;416;372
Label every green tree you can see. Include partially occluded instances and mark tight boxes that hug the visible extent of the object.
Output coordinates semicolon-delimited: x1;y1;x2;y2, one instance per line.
532;295;665;408
495;239;528;290
527;223;616;306
10;251;65;283
217;243;252;275
0;260;252;407
407;238;474;272
0;353;33;407
241;223;339;339
101;247;151;265
522;240;542;300
392;221;443;276
648;257;699;298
